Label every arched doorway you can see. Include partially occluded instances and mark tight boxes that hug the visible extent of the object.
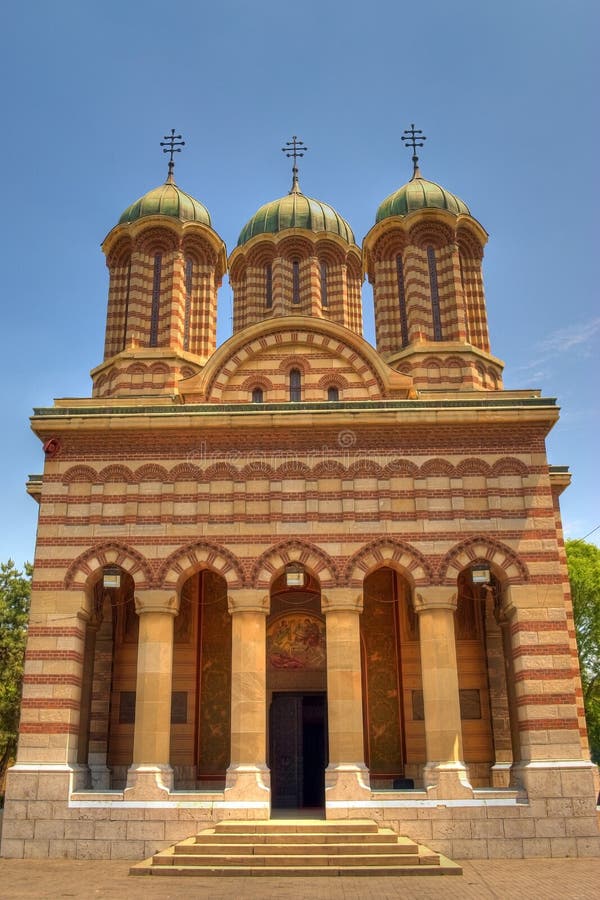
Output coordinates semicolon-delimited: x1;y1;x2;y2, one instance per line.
360;567;425;788
170;570;231;789
78;570;139;789
455;565;515;786
267;571;328;810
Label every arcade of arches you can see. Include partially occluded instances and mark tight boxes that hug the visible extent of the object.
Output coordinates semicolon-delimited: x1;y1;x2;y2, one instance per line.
75;558;517;803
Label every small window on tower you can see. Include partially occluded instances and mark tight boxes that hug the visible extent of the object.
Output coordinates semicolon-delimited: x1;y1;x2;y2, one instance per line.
320;261;328;307
265;264;273;309
292;260;300;304
327;386;339;401
289;368;302;402
252;387;264;403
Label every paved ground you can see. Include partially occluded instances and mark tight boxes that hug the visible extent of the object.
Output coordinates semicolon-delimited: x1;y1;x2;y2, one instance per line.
0;858;599;899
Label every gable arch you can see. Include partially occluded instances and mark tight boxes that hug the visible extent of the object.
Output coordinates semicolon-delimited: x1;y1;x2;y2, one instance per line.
158;540;245;591
344;539;433;587
192;317;394;404
64;541;153;591
252;540;338;589
438;536;529;585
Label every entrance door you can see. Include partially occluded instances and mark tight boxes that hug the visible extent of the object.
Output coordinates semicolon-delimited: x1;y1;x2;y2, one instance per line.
269;692;327;810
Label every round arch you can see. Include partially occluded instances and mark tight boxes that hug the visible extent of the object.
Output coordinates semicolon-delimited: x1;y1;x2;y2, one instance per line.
158;540;245;591
344;538;433;587
252;539;338;589
64;541;153;591
438;536;529;585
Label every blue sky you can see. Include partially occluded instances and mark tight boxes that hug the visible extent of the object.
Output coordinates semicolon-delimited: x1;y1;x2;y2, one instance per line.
0;0;598;567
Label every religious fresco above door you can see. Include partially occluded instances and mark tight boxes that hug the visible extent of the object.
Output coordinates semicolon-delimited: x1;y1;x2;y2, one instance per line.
267;613;326;670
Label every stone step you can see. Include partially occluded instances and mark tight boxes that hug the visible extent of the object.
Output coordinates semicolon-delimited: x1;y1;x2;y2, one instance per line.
160;852;424;867
214;818;380;834
193;828;402;845
133;862;463;877
178;839;420;856
129;819;463;877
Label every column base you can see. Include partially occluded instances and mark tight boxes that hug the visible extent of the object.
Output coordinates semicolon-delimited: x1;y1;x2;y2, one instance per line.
89;764;111;791
325;763;371;817
124;763;173;800
424;761;474;799
223;764;271;817
490;762;512;788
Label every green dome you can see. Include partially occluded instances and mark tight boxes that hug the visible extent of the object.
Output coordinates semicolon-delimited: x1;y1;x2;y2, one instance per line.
376;175;470;222
118;178;211;226
237;186;355;246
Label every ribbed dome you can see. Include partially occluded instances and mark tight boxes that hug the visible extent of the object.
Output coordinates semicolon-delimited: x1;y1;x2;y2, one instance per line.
376;174;470;222
238;187;355;246
118;177;211;226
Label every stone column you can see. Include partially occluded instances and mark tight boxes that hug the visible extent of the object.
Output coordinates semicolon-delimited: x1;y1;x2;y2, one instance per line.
224;588;270;816
322;588;370;815
124;589;178;799
415;586;473;799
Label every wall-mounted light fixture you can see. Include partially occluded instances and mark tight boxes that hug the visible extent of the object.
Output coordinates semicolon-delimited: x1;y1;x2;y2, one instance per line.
103;565;121;590
285;562;305;588
471;563;491;585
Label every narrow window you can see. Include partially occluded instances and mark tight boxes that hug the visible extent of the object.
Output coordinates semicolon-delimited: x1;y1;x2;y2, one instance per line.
427;246;442;341
320;261;328;308
149;252;162;347
327;386;339;401
121;259;132;351
292;260;300;305
183;257;193;351
396;254;409;347
265;263;273;309
252;387;264;403
289;368;302;402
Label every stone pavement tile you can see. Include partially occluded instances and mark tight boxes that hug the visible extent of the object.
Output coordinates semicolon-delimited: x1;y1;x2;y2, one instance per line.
0;858;599;899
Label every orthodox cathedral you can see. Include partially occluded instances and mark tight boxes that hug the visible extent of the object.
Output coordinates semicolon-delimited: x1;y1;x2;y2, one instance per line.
2;129;598;862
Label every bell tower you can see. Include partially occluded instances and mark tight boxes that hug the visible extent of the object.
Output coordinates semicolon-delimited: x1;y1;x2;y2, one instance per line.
228;137;363;336
363;126;503;391
92;132;227;398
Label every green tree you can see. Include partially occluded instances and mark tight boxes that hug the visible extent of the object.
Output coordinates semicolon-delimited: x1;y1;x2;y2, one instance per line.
0;560;31;786
565;539;600;764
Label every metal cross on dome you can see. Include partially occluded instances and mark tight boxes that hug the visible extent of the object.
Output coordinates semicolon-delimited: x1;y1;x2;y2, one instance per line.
160;129;185;179
282;135;307;193
401;124;427;178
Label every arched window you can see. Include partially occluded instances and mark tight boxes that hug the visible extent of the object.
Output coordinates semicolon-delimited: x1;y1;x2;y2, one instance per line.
327;386;339;401
427;246;442;341
289;368;302;402
183;256;193;351
292;260;300;305
121;259;132;351
149;252;162;347
265;264;273;309
396;254;408;347
252;387;264;403
320;261;328;308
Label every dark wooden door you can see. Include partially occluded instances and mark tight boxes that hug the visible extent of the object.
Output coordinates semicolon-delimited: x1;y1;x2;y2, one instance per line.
270;693;327;809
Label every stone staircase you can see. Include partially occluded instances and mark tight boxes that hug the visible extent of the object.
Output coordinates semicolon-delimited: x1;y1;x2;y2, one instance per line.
130;818;462;877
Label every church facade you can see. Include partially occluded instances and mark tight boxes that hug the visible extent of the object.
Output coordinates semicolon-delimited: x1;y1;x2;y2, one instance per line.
2;133;599;860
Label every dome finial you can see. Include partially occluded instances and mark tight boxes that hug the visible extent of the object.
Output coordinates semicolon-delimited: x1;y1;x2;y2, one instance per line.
160;128;185;184
282;135;307;194
401;123;427;180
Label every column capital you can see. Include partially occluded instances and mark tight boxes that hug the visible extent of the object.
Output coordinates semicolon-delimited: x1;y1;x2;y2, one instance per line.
414;586;457;613
227;588;269;615
134;589;178;616
322;588;363;614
